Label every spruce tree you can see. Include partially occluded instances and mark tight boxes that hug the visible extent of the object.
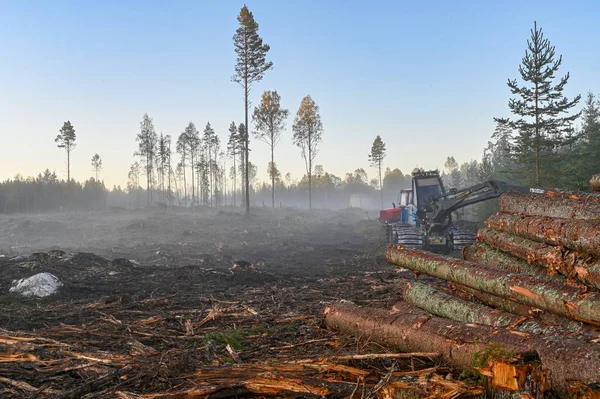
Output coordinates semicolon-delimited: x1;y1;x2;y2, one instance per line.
232;5;272;215
581;92;600;177
495;21;580;186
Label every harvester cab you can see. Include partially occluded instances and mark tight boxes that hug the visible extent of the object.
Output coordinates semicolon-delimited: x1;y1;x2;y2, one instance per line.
380;170;475;252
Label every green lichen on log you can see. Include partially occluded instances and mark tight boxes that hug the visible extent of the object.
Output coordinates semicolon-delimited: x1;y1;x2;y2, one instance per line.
462;242;561;283
402;281;518;328
499;191;600;220
485;212;600;256
386;245;600;325
450;283;590;335
406;281;588;337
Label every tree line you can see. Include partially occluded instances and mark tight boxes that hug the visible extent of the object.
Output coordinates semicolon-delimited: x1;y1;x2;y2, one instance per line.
1;17;597;217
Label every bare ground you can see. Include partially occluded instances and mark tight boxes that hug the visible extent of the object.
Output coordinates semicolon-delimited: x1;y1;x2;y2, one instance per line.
0;207;474;398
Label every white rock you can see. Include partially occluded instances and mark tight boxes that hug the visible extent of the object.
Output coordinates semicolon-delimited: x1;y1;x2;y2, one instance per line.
9;272;62;297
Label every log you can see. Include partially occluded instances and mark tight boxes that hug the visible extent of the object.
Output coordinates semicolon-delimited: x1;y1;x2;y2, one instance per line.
401;281;520;328
477;228;600;290
402;281;597;340
462;242;563;283
592;174;600;193
486;212;600;256
449;283;595;336
385;245;600;325
499;191;600;220
324;301;600;391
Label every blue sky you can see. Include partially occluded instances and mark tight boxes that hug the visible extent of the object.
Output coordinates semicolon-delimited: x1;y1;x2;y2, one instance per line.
0;0;598;188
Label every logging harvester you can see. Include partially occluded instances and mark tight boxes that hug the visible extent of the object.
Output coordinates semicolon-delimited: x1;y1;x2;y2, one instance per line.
379;170;545;252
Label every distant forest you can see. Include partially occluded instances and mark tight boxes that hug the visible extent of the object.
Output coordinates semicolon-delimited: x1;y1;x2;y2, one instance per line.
1;15;598;218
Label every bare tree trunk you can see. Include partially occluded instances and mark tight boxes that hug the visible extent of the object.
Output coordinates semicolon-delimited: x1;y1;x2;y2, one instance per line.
385;245;600;325
233;154;237;207
244;81;250;215
67;149;70;182
379;159;383;209
271;145;275;208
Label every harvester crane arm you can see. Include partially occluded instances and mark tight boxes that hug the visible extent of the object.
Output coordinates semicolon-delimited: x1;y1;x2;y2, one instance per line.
426;180;543;225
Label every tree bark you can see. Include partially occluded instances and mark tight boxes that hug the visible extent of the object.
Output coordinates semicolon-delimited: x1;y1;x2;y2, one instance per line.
324;301;600;391
477;228;600;290
499;191;600;220
462;242;563;283
591;174;600;193
271;145;275;208
244;82;250;216
450;282;599;337
385;245;600;325
401;281;599;341
486;212;600;256
401;281;520;328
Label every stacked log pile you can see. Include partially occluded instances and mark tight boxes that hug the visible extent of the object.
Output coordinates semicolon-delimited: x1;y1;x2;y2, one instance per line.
325;187;600;397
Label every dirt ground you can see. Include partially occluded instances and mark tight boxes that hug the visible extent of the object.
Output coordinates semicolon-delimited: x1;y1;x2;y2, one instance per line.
0;207;467;398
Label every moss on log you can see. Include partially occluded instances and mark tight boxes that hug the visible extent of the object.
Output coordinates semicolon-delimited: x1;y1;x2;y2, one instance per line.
499;191;600;220
402;281;519;328
462;242;562;283
385;245;600;325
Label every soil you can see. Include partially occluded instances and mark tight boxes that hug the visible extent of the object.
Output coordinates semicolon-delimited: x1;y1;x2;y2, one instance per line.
0;207;446;398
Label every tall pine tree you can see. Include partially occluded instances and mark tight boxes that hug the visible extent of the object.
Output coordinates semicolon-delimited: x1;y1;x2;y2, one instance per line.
232;5;272;215
495;21;580;186
55;121;77;182
368;135;386;208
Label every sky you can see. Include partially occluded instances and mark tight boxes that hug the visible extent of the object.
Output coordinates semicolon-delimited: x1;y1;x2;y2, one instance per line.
0;0;598;189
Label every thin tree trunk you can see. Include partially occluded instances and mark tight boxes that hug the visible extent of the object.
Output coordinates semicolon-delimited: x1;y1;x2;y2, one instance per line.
379;160;383;209
67;150;70;182
182;158;187;208
271;145;275;208
324;301;600;391
190;152;195;207
244;80;250;215
233;153;237;207
308;135;312;210
534;20;541;187
385;245;600;325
